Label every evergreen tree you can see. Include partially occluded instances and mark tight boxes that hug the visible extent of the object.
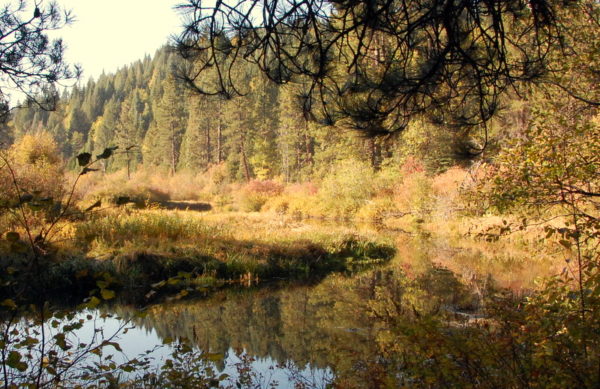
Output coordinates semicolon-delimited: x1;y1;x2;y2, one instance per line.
248;75;280;179
278;85;314;181
143;76;187;175
179;94;211;171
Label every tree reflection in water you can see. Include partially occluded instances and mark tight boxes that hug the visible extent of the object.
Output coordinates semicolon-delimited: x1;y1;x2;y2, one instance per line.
110;237;506;386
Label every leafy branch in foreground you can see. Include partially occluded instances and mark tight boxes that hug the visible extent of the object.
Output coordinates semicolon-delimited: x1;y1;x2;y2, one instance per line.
0;0;81;122
386;96;600;387
0;137;138;387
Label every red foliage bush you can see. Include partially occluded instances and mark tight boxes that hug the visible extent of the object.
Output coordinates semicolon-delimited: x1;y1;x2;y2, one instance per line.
242;180;284;196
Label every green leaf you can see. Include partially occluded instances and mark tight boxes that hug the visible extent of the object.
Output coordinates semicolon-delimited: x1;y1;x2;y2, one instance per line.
86;296;101;309
7;351;27;372
81;167;99;175
205;353;224;362
101;289;116;300
96;280;108;289
5;231;19;242
76;152;92;166
54;334;70;350
1;299;17;310
103;341;122;352
20;337;39;347
97;146;118;160
558;239;572;250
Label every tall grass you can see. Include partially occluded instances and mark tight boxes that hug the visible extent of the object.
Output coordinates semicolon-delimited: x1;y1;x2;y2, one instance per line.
68;210;396;295
77;211;216;245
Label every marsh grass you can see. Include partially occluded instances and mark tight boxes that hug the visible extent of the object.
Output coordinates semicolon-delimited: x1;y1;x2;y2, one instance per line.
20;210;393;301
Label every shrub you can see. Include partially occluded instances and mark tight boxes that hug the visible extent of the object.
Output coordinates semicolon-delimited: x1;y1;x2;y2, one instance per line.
244;179;284;196
258;182;320;218
318;159;376;219
285;182;318;196
394;170;434;220
431;166;469;220
236;180;284;212
0;132;65;205
144;170;207;201
85;181;170;207
356;197;398;222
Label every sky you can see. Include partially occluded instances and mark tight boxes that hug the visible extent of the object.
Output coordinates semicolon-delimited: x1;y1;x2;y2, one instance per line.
54;0;183;83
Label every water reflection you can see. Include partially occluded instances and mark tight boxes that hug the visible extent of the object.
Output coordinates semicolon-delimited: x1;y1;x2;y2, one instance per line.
106;234;551;386
109;246;469;383
124;282;376;372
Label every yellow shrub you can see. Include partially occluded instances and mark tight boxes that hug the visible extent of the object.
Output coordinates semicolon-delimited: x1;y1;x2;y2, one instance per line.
1;132;64;202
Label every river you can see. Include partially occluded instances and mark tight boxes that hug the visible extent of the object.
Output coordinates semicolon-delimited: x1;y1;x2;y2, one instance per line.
86;233;553;387
1;233;555;387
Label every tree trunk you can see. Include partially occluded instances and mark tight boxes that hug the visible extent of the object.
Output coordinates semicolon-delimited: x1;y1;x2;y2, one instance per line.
170;123;176;176
217;101;223;164
205;120;211;166
365;138;381;170
303;121;313;167
126;150;131;180
296;141;302;176
240;136;251;182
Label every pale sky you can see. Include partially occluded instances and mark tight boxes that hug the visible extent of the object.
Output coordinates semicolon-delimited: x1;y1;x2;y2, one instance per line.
55;0;183;83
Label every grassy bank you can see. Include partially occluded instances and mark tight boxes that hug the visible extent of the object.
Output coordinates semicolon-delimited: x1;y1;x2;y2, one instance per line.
0;210;395;303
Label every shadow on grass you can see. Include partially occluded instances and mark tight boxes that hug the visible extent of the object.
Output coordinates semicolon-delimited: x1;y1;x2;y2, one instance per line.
158;201;212;212
0;235;396;306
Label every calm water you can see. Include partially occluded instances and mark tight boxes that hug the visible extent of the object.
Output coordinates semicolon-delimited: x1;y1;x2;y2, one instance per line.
99;235;535;387
17;235;550;387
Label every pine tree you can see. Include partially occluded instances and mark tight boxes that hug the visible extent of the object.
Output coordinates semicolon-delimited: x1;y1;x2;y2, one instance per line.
179;94;212;171
143;76;187;175
277;85;314;181
248;75;280;179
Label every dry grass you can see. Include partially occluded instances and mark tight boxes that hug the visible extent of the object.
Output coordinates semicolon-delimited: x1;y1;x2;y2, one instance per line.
74;168;209;205
50;163;569;295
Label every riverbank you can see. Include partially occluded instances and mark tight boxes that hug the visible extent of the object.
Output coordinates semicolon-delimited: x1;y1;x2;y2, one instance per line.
0;211;395;304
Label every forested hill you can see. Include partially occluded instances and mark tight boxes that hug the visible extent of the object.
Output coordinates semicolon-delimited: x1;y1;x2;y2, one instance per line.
9;46;475;181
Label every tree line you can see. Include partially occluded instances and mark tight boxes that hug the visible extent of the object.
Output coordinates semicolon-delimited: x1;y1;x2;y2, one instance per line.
7;45;474;182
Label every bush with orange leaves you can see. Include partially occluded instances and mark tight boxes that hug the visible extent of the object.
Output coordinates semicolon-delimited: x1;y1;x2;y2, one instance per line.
237;179;285;212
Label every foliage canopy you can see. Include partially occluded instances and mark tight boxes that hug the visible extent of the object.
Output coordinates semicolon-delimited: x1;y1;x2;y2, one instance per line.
175;0;599;138
0;1;79;123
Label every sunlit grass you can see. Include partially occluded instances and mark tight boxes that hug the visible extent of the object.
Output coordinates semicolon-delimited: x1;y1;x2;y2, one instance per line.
69;210;396;292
